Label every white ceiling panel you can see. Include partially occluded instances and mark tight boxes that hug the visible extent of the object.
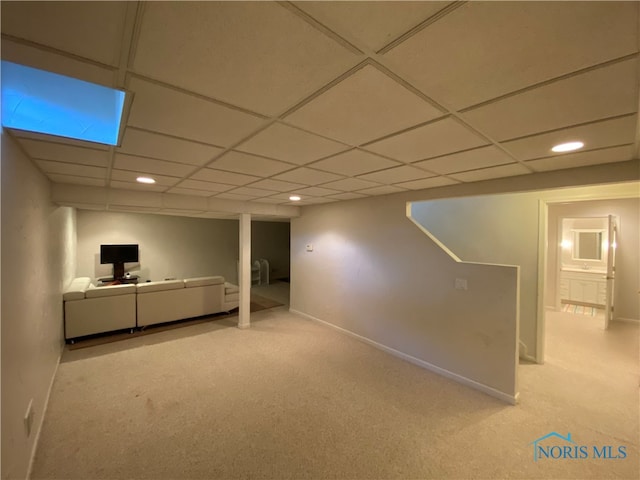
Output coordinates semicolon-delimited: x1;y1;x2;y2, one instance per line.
18;139;110;167
10;129;111;151
214;192;259;201
273;168;344;185
295;186;343;197
210;151;293;177
248;179;307;192
110;170;179;187
190;169;260;186
237;123;349;165
36;160;105;179
227;186;276;197
358;165;433;184
118;129;223;166
414;145;515;175
114;153;194;177
252;197;288;204
461;59;638;141
294;1;447;52
310;149;400;176
525;145;635;172
396;176;460;190
1;39;116;88
1;1;127;65
327;192;368;200
502;115;637;161
285;65;442;145
357;185;407;195
450;163;531;183
133;2;358;115
321;178;381;191
177;179;234;193
165;187;214;198
127;77;266;147
47;174;106;187
384;1;638;109
364;117;488;162
110;180;167;193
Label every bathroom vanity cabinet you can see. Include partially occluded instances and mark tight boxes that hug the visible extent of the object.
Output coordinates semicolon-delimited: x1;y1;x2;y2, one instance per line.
559;270;607;306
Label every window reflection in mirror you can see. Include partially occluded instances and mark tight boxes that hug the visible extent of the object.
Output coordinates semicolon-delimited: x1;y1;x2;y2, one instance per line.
572;231;603;261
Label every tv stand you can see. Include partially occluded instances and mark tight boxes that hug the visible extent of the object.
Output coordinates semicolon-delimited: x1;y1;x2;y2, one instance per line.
112;262;125;281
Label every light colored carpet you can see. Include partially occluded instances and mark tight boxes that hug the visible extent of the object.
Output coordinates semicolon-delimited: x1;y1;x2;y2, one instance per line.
31;308;638;479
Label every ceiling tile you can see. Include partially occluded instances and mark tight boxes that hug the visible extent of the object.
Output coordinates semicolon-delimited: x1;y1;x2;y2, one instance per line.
310;149;400;176
273;167;344;185
364;117;488;162
461;59;638;141
127;77;266;147
47;174;106;187
227;186;275;197
294;1;446;52
285;65;442;145
248;179;307;192
358;165;433;184
295;186;342;197
114;153;194;177
110;170;179;187
190;169;260;186
118;128;223;166
502;115;637;161
396;176;460;190
36;160;105;179
109;180;167;193
210;151;293;176
356;185;407;196
18;139;110;167
252;197;287;204
237;123;349;165
449;163;531;183
214;192;259;201
166;187;214;197
525;145;634;172
327;192;368;200
1;1;127;65
1;39;115;87
11;129;110;151
321;178;381;191
133;2;358;115
177;179;234;193
384;1;638;109
414;145;515;175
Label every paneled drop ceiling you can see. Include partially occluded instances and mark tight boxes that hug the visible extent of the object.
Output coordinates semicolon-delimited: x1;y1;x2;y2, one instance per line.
1;1;638;219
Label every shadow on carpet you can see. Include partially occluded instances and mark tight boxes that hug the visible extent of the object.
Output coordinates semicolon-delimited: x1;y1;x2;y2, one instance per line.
67;294;283;350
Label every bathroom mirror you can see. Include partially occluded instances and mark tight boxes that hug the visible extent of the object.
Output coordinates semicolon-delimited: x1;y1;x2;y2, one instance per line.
572;230;603;261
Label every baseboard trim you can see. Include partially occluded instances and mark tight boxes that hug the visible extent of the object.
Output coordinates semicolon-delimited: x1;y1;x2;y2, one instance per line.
614;317;640;324
290;308;518;405
26;350;62;480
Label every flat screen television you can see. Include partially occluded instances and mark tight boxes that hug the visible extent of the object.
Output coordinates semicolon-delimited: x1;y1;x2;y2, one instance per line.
100;244;138;280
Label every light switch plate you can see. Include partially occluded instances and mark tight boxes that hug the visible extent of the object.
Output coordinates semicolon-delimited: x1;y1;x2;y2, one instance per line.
306;244;313;252
455;278;468;290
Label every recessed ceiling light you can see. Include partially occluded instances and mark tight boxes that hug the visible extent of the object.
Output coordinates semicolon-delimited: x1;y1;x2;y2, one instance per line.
289;195;301;201
552;141;584;153
136;176;156;184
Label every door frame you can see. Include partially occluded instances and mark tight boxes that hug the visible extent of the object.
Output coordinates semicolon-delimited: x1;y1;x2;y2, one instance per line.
535;188;638;364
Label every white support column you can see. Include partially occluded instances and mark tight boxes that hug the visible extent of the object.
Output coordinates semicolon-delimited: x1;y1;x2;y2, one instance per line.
238;213;251;329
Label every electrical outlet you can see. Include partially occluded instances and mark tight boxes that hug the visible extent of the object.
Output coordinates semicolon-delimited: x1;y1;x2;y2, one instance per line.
455;278;468;291
24;399;34;437
306;244;313;252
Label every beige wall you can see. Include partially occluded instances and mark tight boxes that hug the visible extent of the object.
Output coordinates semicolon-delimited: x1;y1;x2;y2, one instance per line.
251;221;290;281
1;131;74;480
291;193;519;401
76;210;240;284
547;198;639;320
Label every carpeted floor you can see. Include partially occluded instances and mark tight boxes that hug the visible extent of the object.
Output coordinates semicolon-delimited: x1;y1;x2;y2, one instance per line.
31;307;638;479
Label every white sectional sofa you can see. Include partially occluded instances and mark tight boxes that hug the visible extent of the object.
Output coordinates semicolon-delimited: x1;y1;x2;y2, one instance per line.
63;275;240;341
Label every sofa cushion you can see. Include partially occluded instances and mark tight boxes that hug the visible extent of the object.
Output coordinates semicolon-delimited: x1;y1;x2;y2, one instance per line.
137;279;184;293
225;293;239;302
85;284;137;298
224;282;239;295
63;277;92;301
184;276;224;288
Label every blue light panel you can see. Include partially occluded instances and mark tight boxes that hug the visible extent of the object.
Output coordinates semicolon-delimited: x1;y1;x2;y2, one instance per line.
1;61;126;145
